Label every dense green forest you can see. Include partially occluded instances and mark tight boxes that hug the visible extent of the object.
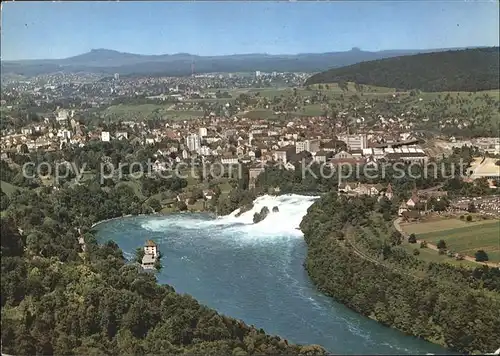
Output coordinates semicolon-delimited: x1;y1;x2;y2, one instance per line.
1;184;326;354
305;47;500;92
1;143;497;354
299;192;500;354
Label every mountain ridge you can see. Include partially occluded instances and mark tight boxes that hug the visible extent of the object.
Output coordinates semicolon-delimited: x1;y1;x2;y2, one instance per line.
0;46;483;77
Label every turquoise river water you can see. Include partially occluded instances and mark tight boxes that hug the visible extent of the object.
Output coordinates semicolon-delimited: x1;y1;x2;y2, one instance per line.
95;194;452;355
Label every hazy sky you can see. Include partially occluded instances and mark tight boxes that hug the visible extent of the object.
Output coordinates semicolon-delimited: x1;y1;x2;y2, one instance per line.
1;1;499;60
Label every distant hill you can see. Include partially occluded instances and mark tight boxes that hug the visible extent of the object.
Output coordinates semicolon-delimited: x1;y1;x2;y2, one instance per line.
0;47;473;78
304;47;500;92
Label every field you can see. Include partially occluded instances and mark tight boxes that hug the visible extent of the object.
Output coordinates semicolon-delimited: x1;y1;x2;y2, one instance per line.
401;218;500;263
0;180;21;197
398;243;479;268
104;104;204;121
99;85;499;124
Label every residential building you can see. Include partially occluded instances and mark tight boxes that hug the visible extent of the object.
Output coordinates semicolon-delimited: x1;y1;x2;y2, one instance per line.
322;139;346;152
141;254;156;270
249;164;265;189
338;134;368;150
274;145;295;164
221;156;239;165
116;132;128;140
398;202;409;216
186;133;201;152
334;150;354;159
199;146;211;156
338;181;358;193
199;127;208;137
21;127;33;135
144;240;159;258
101;131;110;142
385;183;394;200
296;139;321;154
56;109;69;123
355;183;384;196
313;151;331;164
406;194;420;208
385;152;428;164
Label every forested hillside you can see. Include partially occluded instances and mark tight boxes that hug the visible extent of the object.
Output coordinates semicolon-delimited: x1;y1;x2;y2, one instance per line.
305;47;500;92
299;192;500;354
1;181;326;355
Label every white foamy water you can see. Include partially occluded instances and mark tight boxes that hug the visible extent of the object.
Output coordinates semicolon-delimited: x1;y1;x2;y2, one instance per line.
141;194;319;241
97;193;451;355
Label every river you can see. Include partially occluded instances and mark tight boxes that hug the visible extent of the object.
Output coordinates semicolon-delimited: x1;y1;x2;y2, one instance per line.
95;194;451;355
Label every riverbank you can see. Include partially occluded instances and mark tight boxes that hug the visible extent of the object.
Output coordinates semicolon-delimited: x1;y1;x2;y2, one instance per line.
300;192;500;354
93;195;446;355
91;212;171;229
90;210;219;230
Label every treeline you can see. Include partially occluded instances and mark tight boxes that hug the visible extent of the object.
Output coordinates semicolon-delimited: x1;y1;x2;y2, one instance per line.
305;47;500;92
299;192;500;354
1;180;326;355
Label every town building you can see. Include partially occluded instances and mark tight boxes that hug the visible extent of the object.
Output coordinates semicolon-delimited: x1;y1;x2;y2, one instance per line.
144;240;159;258
101;131;110;142
186;133;201;152
249;164;265;189
274;145;296;164
141;254;156;270
142;240;159;270
338;134;368;150
296;139;320;154
199;127;208;137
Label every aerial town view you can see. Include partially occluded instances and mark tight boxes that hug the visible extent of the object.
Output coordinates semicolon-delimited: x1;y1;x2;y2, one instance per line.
1;1;499;355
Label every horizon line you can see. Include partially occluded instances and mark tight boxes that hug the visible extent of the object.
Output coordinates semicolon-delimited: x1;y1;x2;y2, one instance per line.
3;45;496;62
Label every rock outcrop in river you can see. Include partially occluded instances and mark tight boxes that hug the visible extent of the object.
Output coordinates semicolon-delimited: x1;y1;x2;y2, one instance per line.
253;206;270;223
235;203;254;217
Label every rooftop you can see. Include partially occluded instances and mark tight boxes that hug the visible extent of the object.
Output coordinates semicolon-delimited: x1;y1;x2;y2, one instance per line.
145;239;157;247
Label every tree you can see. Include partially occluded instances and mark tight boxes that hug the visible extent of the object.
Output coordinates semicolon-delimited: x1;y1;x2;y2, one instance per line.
408;233;417;244
390;231;402;246
475;250;489;262
19;143;29;154
0;190;10;211
466;215;473;222
436;240;447;249
337;80;348;92
154;251;163;271
177;201;187;211
467;202;476;213
190;188;203;200
134;247;145;264
147;198;161;212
